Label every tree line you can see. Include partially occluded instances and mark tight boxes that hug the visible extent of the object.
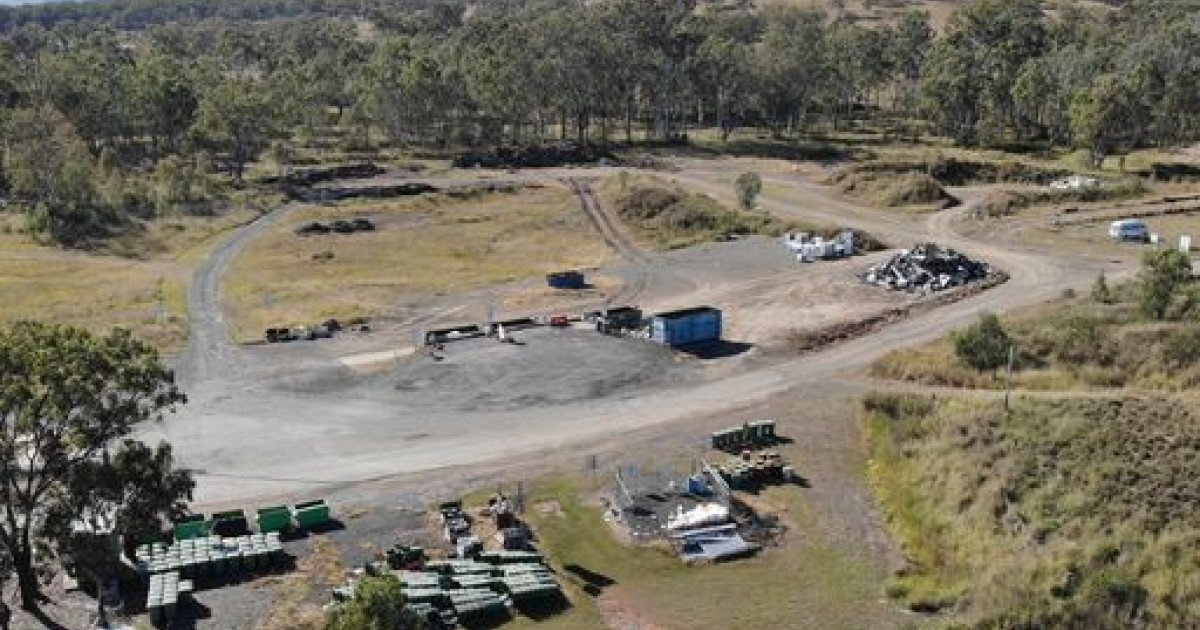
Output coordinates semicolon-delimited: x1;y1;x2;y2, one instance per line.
1;0;1197;245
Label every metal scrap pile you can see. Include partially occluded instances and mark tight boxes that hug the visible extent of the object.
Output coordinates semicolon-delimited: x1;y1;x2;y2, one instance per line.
863;243;989;292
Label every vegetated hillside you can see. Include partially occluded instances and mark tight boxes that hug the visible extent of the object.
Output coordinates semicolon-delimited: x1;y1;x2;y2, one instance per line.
599;173;795;249
865;393;1200;628
872;268;1200;392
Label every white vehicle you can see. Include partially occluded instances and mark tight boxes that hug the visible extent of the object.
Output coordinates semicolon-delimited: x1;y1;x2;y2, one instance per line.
1050;174;1101;190
1109;219;1150;242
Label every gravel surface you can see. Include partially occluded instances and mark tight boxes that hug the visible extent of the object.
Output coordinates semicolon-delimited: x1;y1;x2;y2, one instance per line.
389;328;693;413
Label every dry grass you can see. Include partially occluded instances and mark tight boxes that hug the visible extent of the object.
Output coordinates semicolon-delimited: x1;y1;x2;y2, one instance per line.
864;393;1200;627
222;185;612;340
870;288;1200;393
0;209;257;351
253;535;343;630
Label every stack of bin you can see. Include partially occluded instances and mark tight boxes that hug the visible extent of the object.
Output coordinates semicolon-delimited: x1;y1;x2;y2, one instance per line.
386;544;426;569
256;506;293;534
501;570;561;603
292;500;331;530
146;571;192;627
478;550;543;565
748;420;777;443
136;533;284;582
396;570;444;590
450;574;505;591
711;420;779;451
448;589;510;620
425;559;496;576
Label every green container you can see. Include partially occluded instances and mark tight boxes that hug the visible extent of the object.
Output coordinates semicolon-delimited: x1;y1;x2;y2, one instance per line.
293;500;331;529
256;506;292;533
173;514;209;541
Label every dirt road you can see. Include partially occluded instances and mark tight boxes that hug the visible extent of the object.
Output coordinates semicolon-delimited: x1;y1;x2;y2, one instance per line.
148;160;1119;506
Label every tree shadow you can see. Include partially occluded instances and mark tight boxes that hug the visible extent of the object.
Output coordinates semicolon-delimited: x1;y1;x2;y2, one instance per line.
516;593;572;620
563;564;615;596
169;597;213;630
458;609;513;630
280;518;346;541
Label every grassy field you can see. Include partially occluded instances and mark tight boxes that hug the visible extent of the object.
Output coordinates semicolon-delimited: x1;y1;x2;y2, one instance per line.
0;209;259;351
864;392;1200;628
501;473;904;630
222;185;612;341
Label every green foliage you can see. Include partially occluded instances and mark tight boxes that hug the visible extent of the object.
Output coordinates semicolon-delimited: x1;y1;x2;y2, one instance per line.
1138;248;1193;320
954;313;1011;372
0;322;187;611
193;78;278;181
324;574;426;630
734;172;762;211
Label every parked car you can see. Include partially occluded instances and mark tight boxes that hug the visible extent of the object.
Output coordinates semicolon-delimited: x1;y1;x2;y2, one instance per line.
549;315;570;327
1109;219;1150;242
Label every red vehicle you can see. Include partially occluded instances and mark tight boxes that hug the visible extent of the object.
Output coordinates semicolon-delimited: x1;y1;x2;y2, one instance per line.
549;315;570;327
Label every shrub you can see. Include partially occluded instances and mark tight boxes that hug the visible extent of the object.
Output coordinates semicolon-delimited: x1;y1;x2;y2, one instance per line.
954;313;1011;372
1138;249;1192;320
324;574;426;630
1161;327;1200;367
734;171;762;211
1091;272;1113;304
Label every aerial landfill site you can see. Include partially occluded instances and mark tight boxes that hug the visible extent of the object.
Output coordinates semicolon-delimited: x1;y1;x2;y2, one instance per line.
12;0;1200;629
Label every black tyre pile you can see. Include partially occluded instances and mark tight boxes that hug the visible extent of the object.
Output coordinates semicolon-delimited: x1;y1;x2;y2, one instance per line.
453;143;617;168
294;217;375;236
261;163;385;186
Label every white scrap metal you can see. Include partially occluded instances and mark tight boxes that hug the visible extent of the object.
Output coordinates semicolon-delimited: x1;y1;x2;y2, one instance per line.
665;503;731;532
783;230;856;263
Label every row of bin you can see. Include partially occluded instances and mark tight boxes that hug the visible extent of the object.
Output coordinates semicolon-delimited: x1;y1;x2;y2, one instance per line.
173;499;331;540
136;533;285;581
711;420;778;451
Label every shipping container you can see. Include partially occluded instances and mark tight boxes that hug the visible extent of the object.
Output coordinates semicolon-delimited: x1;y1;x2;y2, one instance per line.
649;307;722;347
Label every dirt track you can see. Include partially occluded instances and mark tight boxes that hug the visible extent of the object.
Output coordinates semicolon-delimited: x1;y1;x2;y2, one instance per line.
147;159;1119;509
